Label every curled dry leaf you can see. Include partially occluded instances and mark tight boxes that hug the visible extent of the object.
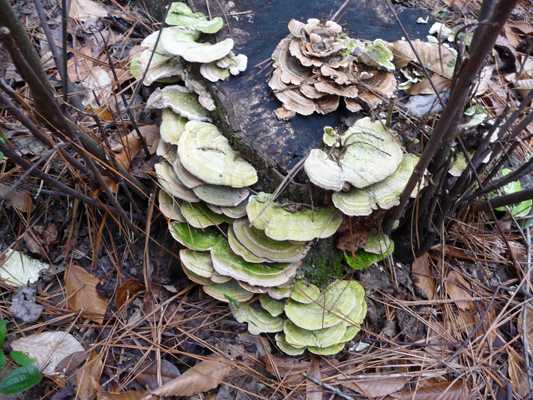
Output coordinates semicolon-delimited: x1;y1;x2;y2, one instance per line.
341;375;407;397
411;254;436;300
0;182;35;212
96;389;157;400
444;270;474;311
150;356;233;397
136;360;181;391
66;265;108;324
389;380;470;400
116;279;144;310
11;331;84;375
508;351;529;397
69;0;108;21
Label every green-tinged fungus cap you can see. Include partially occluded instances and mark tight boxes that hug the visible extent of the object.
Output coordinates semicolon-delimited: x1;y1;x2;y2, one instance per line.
362;232;391;254
359;39;395;70
160;27;234;63
165;2;224;34
284;280;356;330
161;108;188;145
178;121;258;188
158;189;186;222
147;85;211;122
169;222;223;251
228;225;269;263
211;239;299;287
138;49;184;86
259;295;285;317
269;285;292;300
284;319;347;348
193;185;250;207
230;303;284;335
345;239;394;269
207;203;223;214
332;154;420;216
200;61;231;82
180;202;230;228
275;333;306;356
246;193;342;241
304;117;403;191
210;270;232;283
308;342;345;356
290;280;320;304
203;279;253;302
180;249;214;278
155;161;201;203
221;200;249;219
181;265;213;285
232;218;309;263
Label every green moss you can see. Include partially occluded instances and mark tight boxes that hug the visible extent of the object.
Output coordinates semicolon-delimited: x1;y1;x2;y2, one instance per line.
301;238;345;288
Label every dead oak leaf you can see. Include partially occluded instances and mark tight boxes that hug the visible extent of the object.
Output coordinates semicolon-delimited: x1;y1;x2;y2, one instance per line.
150;356;233;397
66;265;108;324
341;375;408;397
411;254;436;300
444;270;474;311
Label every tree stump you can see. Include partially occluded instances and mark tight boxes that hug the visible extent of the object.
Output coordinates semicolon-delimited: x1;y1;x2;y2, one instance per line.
188;0;430;200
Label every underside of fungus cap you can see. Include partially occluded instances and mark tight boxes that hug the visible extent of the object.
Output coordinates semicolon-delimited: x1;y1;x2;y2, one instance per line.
228;225;270;263
203;279;253;302
168;222;223;251
180;249;215;279
138;49;184;86
275;333;306;356
232;218;309;263
246;193;342;241
178;121;258;188
147;85;212;122
155;161;200;203
230;303;284;335
304;117;403;191
362;232;391;254
211;238;299;287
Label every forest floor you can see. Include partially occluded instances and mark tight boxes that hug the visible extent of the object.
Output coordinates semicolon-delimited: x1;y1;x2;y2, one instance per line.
1;0;533;399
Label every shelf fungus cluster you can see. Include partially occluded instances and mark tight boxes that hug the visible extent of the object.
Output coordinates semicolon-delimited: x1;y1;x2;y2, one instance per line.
132;2;247;111
305;117;420;217
269;18;397;119
230;279;367;356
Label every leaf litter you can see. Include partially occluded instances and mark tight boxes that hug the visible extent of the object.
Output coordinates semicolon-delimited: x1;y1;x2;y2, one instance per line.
0;0;533;398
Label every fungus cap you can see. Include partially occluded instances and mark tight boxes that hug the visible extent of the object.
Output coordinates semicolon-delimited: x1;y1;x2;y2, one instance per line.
246;193;342;241
168;222;223;251
203;279;253;302
147;85;211;122
155;162;200;203
178;121;258;188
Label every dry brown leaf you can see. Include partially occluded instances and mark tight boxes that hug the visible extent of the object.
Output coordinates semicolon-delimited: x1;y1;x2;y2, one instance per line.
150;356;233;397
475;65;494;97
82;68;113;109
69;0;108;21
116;279;144;310
66;265;108;324
67;46;94;82
503;24;521;48
264;355;310;386
341;375;407;397
406;75;451;95
0;182;35;212
77;351;104;400
136;360;181;391
411;254;436;300
390;40;456;78
508;351;529;397
306;357;322;400
444;270;474;311
390;380;470;400
509;21;533;34
518;305;533;354
23;231;46;257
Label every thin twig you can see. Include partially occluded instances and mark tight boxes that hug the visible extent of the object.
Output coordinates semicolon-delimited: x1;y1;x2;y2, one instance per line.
302;373;357;400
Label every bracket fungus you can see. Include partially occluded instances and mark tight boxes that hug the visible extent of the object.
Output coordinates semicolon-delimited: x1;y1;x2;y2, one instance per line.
269;18;397;118
230;303;284;335
147;85;212;122
178;121;258;188
246;193;342;242
304;117;403;191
